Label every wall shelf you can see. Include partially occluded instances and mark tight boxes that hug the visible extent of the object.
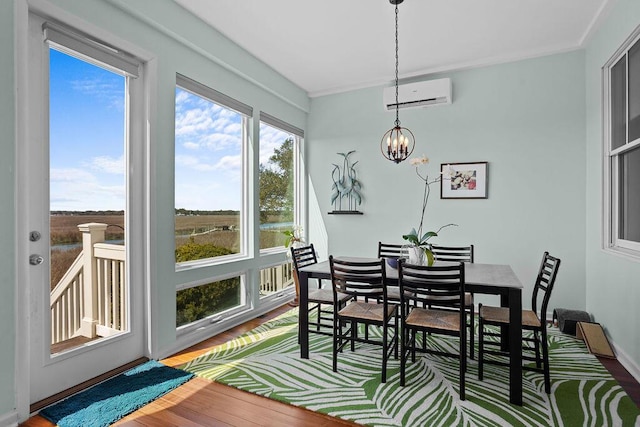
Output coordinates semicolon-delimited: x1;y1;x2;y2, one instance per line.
328;210;363;215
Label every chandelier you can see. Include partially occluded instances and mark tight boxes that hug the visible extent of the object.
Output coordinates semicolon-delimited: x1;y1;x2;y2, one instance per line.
380;0;415;164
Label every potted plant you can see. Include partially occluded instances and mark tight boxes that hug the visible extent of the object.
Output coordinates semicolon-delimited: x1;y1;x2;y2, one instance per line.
402;155;456;266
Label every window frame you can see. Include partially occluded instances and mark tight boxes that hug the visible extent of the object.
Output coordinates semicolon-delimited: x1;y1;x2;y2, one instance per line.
603;25;640;259
174;74;252;270
258;114;304;255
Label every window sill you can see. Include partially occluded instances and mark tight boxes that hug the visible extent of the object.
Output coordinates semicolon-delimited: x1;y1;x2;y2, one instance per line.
602;246;640;263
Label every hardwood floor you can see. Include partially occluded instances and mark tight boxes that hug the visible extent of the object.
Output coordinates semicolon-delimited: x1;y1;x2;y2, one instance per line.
20;304;640;426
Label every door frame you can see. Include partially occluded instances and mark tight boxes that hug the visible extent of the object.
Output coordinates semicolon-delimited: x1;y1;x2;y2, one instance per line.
14;1;155;420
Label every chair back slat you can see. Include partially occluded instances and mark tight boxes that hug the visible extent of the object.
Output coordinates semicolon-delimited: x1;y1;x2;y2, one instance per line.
398;260;465;308
291;244;318;270
377;242;405;259
329;256;386;299
531;251;561;323
431;244;474;263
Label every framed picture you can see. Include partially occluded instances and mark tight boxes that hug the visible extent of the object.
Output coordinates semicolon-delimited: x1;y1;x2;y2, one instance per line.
440;162;488;199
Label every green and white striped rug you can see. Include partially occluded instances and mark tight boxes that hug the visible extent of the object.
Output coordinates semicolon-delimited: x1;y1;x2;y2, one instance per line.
181;309;640;426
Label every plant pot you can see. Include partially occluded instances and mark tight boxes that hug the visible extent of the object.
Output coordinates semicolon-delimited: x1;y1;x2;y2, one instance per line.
406;245;435;266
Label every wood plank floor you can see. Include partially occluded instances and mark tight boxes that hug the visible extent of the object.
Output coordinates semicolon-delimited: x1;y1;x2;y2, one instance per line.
21;304;640;426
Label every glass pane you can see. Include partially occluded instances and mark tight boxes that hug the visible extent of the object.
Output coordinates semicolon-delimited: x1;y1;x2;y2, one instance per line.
259;123;295;249
259;263;294;299
174;87;243;263
629;41;640;142
49;48;127;353
611;55;627;150
176;277;242;327
618;145;640;243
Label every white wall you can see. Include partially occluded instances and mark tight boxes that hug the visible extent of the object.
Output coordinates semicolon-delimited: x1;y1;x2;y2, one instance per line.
585;0;640;379
307;51;587;313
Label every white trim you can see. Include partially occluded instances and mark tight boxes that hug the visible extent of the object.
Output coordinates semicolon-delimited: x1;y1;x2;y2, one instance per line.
309;45;583;98
14;0;31;422
611;340;640;384
578;0;617;47
0;410;18;427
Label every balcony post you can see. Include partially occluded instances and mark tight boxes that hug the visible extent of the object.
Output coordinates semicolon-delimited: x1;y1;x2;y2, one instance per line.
77;222;107;338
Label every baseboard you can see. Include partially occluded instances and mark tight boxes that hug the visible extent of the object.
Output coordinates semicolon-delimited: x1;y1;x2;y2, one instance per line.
0;410;18;427
611;340;640;383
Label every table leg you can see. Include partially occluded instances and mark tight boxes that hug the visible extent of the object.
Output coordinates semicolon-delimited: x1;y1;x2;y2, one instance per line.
298;270;309;359
500;293;509;352
508;287;522;405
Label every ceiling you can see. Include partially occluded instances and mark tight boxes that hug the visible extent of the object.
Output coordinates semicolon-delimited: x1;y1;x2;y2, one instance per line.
174;0;610;97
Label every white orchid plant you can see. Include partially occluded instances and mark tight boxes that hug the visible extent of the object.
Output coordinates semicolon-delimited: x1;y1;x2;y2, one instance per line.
283;225;305;248
401;155;456;265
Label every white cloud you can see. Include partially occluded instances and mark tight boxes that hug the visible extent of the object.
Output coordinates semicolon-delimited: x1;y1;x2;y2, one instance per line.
87;155;124;174
51;168;97;183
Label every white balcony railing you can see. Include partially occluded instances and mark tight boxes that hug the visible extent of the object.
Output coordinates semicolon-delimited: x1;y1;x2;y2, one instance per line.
51;223;294;345
50;223;125;345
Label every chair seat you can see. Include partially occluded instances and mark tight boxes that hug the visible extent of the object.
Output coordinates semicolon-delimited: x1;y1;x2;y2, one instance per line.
338;301;396;322
406;307;461;332
308;288;350;304
479;305;541;328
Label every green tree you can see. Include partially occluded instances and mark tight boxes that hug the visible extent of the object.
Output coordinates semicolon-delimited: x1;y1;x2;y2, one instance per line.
259;137;293;222
175;242;240;326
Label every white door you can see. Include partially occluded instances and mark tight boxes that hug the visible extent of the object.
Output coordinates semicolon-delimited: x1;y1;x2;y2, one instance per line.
23;13;147;404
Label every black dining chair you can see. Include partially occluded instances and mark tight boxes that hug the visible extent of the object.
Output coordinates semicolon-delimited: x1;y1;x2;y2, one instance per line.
477;251;561;394
430;244;476;359
398;259;467;400
329;256;398;383
291;244;349;338
377;242;406;303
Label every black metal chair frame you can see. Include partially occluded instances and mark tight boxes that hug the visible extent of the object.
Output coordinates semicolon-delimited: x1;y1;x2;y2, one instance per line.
430;244;475;359
329;256;398;383
291;244;348;338
398;259;467;400
477;251;561;394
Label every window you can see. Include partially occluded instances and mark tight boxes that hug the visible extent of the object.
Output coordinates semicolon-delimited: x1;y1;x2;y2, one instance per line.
176;276;243;328
259;113;303;251
174;74;252;266
605;28;640;256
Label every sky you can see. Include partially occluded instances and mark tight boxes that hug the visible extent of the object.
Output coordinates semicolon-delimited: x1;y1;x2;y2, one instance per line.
50;48;291;212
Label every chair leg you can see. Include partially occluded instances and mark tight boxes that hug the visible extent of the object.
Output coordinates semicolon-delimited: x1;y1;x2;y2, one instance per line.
315;303;321;332
333;317;339;373
469;306;475;360
542;329;551;394
478;309;484;381
382;322;388;383
394;318;399;359
400;325;407;386
460;327;466;401
533;330;542;369
350;321;356;352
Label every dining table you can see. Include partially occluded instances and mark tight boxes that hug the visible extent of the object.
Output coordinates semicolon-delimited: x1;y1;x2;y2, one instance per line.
296;258;524;406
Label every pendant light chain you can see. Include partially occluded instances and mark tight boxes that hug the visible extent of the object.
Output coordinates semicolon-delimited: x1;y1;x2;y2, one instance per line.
380;0;415;164
394;2;400;127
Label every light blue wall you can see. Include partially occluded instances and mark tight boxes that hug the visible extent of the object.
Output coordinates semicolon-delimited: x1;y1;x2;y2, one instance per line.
308;51;587;312
585;0;640;373
0;0;16;418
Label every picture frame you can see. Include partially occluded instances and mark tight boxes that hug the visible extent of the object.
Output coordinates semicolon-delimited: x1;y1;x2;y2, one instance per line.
440;161;488;199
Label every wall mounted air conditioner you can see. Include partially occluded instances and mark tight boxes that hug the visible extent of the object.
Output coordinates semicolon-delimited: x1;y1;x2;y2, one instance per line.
383;77;452;111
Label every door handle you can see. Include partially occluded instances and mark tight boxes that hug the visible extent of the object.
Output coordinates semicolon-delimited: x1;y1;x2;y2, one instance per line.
29;254;44;266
